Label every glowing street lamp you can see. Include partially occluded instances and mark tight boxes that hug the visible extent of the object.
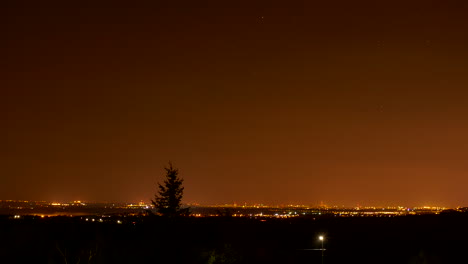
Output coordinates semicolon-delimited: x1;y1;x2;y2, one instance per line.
297;235;326;263
319;235;325;264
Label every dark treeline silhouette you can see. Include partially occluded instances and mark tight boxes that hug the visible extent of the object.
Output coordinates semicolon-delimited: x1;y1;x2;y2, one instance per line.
2;213;468;263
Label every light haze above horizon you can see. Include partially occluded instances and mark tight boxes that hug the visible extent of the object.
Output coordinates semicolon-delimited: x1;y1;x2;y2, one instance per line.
2;0;468;208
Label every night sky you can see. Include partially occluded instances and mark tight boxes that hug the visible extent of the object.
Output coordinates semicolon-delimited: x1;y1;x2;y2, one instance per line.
2;0;468;207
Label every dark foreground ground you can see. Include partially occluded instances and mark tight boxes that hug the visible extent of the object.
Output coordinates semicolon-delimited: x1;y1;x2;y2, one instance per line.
1;213;468;264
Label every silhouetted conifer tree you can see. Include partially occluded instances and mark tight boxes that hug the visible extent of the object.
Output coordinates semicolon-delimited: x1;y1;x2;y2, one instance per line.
152;162;188;216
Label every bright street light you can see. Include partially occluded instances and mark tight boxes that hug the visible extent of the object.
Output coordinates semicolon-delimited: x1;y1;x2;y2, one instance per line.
319;235;325;264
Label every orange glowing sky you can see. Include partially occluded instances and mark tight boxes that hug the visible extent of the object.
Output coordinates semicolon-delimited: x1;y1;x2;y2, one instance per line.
2;0;468;207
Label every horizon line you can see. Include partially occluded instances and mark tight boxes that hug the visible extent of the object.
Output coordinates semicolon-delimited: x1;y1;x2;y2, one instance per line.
0;199;462;208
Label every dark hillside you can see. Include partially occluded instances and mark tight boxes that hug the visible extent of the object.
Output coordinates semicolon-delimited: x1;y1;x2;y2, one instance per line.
1;214;468;263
